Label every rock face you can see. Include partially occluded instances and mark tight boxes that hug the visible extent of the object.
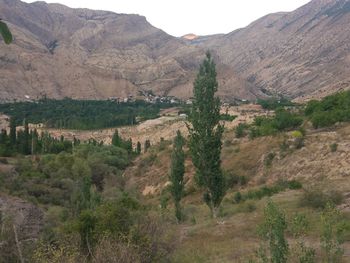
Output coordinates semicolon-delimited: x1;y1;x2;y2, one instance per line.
0;0;350;101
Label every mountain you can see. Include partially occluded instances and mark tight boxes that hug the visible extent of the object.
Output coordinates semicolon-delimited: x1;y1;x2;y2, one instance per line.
196;0;350;101
0;0;258;102
0;0;350;102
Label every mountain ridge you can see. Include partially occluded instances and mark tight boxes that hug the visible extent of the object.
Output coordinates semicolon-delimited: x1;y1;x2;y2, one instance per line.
0;0;350;102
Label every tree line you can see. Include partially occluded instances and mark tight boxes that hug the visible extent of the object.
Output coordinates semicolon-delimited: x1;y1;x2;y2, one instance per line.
0;98;175;130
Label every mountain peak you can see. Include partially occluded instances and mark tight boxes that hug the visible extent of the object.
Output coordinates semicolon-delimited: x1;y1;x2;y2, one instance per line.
181;33;199;40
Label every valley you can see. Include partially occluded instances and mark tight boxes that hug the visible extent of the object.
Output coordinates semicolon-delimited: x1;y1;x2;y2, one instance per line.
1;0;350;262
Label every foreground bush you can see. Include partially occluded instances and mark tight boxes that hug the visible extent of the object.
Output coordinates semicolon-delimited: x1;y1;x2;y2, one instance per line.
299;189;343;209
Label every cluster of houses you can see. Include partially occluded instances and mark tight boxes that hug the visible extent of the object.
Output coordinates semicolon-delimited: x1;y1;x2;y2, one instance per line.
108;90;193;105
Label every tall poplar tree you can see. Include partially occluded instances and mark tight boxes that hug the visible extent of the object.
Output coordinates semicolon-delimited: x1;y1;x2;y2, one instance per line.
9;117;16;146
169;130;185;221
187;52;225;217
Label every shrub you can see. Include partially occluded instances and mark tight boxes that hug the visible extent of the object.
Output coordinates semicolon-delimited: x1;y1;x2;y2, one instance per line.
306;91;350;128
330;143;338;152
257;98;295;110
249;109;303;138
225;172;248;189
241;180;302;202
300;189;343;209
236;201;256;213
234;192;242;204
264;152;275;167
235;123;248;138
287;180;303;190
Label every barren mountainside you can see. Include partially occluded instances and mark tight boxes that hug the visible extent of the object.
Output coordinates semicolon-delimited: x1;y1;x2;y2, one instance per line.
0;0;350;101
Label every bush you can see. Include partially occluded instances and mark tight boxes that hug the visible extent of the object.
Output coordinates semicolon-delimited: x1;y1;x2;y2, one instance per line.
241;180;302;202
235;123;248;138
236;201;256;213
330;143;338;152
287;180;303;190
306;91;350;128
264;152;275;167
234;192;242;204
225;173;247;189
249;109;303;138
257;98;295;110
300;189;344;209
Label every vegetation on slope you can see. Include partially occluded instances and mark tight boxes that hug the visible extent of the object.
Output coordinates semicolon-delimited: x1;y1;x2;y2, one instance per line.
305;90;350;128
0;98;175;130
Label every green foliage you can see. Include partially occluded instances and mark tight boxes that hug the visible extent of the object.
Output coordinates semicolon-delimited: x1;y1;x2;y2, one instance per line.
0;99;173;130
169;131;185;221
111;130;134;154
0;20;12;44
320;203;344;262
305;91;350;128
144;140;151;153
235;123;248;138
257;98;295;110
233;191;242;203
330;143;338;152
225;172;248;189
136;141;142;155
258;200;289;263
0;144;130;207
0;123;73;157
290;213;315;263
300;189;343;209
187;52;225;217
264;152;276;167
220;113;237;121
239;180;302;202
249;109;303;138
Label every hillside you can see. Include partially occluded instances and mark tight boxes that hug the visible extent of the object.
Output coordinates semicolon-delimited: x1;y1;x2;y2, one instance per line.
1;92;350;261
1;0;350;101
0;0;258;102
196;0;350;101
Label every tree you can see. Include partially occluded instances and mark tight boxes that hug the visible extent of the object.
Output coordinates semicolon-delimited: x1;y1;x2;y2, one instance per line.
144;139;151;153
136;141;141;155
0;20;12;44
187;52;225;217
112;130;122;148
257;200;289;263
321;202;344;262
169;130;185;221
9;117;16;146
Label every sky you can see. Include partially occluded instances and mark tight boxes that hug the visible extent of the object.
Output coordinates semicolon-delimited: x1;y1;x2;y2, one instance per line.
22;0;311;36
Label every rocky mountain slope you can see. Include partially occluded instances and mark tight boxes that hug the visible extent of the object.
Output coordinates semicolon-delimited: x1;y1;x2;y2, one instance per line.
0;0;258;102
196;0;350;101
0;0;350;101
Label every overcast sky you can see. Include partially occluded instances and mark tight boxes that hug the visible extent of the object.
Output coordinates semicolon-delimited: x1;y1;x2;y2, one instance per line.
22;0;311;36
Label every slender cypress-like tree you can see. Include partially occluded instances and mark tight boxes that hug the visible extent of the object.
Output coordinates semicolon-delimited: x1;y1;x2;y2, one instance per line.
187;52;225;217
136;141;142;155
9;117;16;146
23;119;31;155
169;130;185;221
111;130;122;147
144;139;151;153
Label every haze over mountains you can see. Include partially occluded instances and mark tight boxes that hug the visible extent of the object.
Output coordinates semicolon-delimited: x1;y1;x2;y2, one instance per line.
0;0;350;101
